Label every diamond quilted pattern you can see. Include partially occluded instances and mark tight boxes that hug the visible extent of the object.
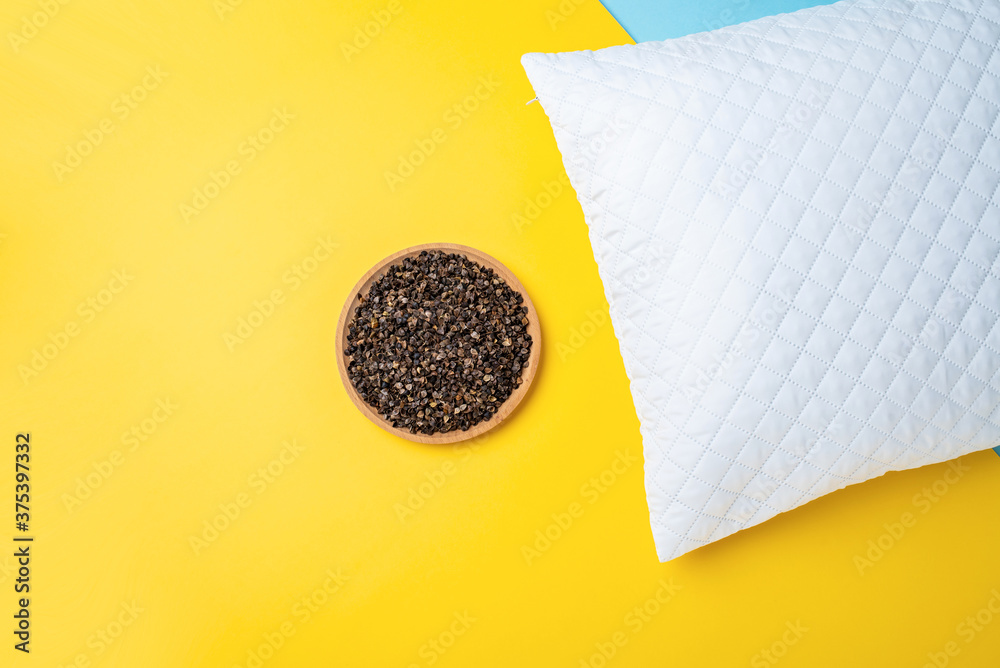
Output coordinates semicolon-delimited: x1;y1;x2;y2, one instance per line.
523;0;1000;561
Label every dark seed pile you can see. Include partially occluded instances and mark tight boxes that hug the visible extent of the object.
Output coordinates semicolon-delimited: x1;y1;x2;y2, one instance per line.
345;250;533;435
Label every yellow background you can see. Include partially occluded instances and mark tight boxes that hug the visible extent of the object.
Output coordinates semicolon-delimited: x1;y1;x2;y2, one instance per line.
1;0;999;666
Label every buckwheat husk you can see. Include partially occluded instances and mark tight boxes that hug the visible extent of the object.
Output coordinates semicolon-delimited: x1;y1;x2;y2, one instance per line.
345;250;532;435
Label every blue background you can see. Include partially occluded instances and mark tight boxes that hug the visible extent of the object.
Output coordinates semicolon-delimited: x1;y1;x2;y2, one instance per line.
600;0;1000;458
600;0;835;42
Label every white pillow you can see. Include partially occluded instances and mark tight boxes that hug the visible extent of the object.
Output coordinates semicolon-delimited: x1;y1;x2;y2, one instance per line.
523;0;1000;561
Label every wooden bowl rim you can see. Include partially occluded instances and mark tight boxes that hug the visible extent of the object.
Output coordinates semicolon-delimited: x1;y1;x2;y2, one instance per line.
335;242;541;444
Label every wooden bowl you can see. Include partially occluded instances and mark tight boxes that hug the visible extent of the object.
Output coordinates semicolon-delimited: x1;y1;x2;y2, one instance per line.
336;243;541;444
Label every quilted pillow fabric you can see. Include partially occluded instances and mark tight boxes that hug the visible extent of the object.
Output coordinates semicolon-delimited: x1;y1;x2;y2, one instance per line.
523;0;1000;561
